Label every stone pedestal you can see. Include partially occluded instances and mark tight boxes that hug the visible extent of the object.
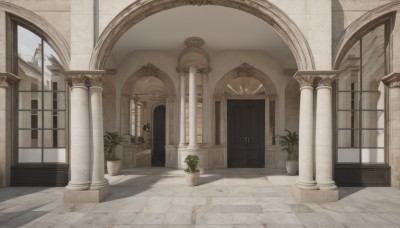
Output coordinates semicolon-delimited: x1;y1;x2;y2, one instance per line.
64;184;111;203
292;185;338;203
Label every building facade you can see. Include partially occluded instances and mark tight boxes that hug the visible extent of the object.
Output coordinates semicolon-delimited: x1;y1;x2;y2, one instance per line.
1;0;400;202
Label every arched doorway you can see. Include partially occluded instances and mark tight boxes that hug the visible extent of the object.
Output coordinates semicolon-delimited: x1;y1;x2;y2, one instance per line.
152;105;166;167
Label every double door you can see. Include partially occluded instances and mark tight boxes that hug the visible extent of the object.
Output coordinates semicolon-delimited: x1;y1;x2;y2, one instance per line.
228;100;265;168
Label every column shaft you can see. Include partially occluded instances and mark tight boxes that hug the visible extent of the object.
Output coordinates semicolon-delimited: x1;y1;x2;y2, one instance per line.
89;79;108;189
297;85;317;189
315;83;336;190
188;66;198;149
179;72;186;146
67;81;91;190
0;84;6;186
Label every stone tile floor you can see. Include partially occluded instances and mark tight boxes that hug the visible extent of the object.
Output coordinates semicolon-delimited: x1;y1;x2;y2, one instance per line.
0;168;400;227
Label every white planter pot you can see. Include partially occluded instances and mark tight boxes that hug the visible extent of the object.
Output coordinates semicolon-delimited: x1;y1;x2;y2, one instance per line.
184;171;200;186
286;160;299;175
107;160;121;176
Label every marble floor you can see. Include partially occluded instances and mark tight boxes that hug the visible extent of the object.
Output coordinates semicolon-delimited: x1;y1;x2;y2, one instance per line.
0;168;399;227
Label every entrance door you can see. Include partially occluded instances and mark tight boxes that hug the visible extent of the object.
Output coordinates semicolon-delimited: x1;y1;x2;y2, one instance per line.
228;100;265;168
152;105;166;166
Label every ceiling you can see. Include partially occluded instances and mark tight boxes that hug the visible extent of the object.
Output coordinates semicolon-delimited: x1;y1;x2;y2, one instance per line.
107;5;296;69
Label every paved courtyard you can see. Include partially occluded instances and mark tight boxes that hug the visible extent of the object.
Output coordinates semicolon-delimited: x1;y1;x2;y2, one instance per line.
0;168;399;227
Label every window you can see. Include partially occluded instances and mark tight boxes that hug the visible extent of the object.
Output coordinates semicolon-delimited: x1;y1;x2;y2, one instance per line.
17;25;67;164
336;24;386;164
130;100;142;138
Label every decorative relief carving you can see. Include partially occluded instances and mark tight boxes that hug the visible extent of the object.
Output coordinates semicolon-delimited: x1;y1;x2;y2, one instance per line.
190;0;209;6
176;67;189;74
294;75;315;88
140;63;159;77
184;37;205;47
316;75;336;87
382;73;400;88
67;74;88;87
88;74;105;87
0;73;20;88
234;63;253;78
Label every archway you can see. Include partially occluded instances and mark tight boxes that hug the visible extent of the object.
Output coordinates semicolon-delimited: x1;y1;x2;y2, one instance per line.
90;0;315;71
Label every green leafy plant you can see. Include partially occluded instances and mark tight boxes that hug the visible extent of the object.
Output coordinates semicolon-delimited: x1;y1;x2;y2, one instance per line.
276;130;299;160
184;155;200;173
104;132;124;161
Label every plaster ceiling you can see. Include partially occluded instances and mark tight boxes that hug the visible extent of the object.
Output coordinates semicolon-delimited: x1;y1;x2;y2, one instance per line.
107;5;297;69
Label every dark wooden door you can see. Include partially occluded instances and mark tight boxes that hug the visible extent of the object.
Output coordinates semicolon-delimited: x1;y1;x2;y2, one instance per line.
228;100;265;168
152;105;166;167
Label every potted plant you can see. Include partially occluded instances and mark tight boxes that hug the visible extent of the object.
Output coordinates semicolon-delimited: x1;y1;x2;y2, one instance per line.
276;130;299;175
104;132;124;176
184;154;200;186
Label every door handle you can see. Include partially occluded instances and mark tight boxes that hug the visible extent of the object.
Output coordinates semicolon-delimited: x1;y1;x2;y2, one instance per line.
247;137;250;143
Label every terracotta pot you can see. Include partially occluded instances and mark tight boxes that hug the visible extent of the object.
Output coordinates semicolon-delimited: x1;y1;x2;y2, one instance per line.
286;160;298;175
184;171;200;186
107;160;121;176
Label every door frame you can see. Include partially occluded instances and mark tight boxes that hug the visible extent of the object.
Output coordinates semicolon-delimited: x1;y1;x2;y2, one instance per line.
152;105;166;167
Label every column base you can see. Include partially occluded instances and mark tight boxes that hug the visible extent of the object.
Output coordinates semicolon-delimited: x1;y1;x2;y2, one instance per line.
318;180;337;190
296;179;319;190
64;184;110;203
66;181;90;191
90;179;109;190
292;185;338;203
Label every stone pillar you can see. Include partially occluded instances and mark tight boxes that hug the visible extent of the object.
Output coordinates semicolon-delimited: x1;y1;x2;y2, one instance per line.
294;74;318;190
134;96;138;137
188;65;198;149
201;68;210;145
0;74;19;187
179;69;186;146
88;73;109;190
383;73;400;187
66;73;91;191
315;75;337;190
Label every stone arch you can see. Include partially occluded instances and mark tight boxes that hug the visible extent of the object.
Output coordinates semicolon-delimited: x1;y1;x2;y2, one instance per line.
214;63;277;97
1;2;70;70
90;0;315;71
333;1;399;69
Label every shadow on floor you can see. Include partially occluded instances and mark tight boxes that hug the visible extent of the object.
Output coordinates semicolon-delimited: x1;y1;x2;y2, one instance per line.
339;187;365;199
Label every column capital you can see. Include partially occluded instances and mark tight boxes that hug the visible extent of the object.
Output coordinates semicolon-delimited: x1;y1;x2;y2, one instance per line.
177;67;189;74
0;73;20;88
294;70;338;88
88;72;107;88
65;70;107;87
198;67;212;74
382;72;400;88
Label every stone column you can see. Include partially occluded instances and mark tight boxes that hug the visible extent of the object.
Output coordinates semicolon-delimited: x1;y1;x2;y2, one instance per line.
315;75;337;190
383;73;400;187
188;65;198;149
66;73;91;191
134;96;138;137
88;73;109;190
201;68;210;145
0;74;19;187
179;69;186;146
294;74;318;190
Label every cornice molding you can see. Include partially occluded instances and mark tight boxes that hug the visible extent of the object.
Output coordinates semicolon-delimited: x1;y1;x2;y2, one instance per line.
0;73;20;88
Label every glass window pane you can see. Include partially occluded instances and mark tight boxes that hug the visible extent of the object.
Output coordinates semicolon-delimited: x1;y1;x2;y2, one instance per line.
338;149;360;163
43;92;66;110
338;130;359;148
338;92;360;110
43;111;66;128
18;26;42;91
337;111;359;129
18;130;42;147
338;41;361;91
362;148;385;164
362;25;385;91
44;148;66;163
44;130;66;148
19;111;42;129
361;90;384;110
361;111;384;129
19;92;42;109
43;42;66;91
362;130;384;148
18;149;42;163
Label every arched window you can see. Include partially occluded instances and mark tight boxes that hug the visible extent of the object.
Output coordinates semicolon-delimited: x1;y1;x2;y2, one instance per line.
16;25;67;164
336;23;387;164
